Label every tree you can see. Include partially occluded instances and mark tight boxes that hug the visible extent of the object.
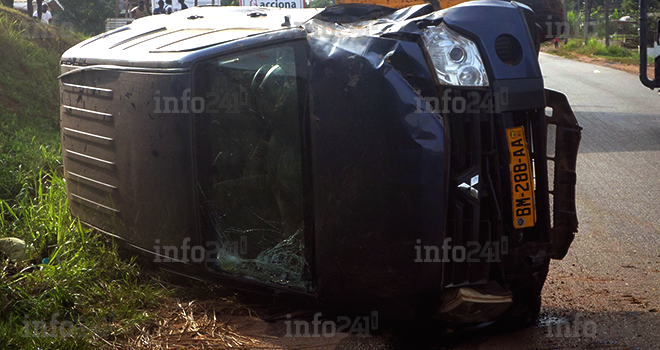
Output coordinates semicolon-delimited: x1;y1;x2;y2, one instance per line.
584;0;591;44
566;10;583;37
617;0;660;16
58;0;115;35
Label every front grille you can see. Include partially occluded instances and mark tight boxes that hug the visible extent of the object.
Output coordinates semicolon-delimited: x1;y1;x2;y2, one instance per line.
441;87;559;286
442;89;501;288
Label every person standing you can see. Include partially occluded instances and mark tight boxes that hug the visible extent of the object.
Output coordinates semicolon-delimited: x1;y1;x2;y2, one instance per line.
163;0;173;14
131;0;151;18
554;37;559;49
178;0;188;10
153;0;164;14
32;3;51;24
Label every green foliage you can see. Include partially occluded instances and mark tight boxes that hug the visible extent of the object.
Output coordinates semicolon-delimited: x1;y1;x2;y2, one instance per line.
307;0;334;8
566;10;577;24
0;6;84;200
584;37;632;57
56;0;115;36
563;0;660;48
0;7;168;349
565;10;583;37
546;38;653;66
609;8;619;20
620;0;638;16
0;173;168;349
564;39;581;51
566;0;660;18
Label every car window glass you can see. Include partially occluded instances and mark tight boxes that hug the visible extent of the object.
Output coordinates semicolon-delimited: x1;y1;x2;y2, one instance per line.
193;43;310;290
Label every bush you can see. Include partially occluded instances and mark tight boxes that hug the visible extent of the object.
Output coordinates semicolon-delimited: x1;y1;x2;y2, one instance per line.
564;40;581;51
560;38;636;58
545;37;647;67
605;44;633;57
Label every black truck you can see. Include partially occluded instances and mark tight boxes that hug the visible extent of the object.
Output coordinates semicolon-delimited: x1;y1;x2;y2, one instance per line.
59;2;581;328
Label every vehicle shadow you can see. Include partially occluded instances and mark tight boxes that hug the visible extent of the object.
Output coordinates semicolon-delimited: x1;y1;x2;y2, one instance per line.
368;307;659;350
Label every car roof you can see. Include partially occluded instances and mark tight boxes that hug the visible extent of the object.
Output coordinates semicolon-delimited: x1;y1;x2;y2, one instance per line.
61;6;323;69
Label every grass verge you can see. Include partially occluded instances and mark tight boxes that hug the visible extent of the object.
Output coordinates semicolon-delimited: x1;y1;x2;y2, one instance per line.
0;6;170;349
543;38;653;67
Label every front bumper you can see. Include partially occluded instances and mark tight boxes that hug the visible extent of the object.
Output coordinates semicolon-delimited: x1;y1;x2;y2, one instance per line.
436;88;581;323
545;89;581;259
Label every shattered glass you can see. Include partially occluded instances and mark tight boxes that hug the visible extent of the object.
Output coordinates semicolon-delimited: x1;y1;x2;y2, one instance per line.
193;43;311;290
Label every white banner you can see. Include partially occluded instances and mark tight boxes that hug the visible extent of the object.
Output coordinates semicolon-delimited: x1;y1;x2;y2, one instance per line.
241;0;304;8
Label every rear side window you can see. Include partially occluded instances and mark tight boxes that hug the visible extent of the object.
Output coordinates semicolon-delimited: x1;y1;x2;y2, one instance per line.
193;42;310;290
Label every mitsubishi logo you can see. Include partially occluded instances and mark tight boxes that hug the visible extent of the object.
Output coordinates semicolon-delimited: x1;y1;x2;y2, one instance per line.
458;175;479;199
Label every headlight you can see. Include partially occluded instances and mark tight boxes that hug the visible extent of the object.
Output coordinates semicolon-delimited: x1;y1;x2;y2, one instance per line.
422;23;489;87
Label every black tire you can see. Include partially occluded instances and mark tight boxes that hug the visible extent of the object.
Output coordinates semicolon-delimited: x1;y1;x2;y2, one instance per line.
496;290;542;331
494;266;548;331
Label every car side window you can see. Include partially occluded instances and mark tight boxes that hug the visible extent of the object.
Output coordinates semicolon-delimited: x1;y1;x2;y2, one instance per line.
193;42;310;289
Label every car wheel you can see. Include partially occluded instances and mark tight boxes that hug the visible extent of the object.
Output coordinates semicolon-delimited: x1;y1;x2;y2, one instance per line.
494;265;548;331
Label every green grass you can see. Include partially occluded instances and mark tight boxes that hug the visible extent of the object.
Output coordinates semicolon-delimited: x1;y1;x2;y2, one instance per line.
0;6;170;349
545;38;653;66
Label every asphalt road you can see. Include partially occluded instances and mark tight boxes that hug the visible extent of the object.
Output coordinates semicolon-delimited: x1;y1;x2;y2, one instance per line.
214;53;660;350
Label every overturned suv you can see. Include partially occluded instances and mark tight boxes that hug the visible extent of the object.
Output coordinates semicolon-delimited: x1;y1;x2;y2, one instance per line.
59;1;581;328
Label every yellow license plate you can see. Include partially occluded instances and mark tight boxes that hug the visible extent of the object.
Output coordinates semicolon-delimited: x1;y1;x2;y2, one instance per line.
506;126;536;228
